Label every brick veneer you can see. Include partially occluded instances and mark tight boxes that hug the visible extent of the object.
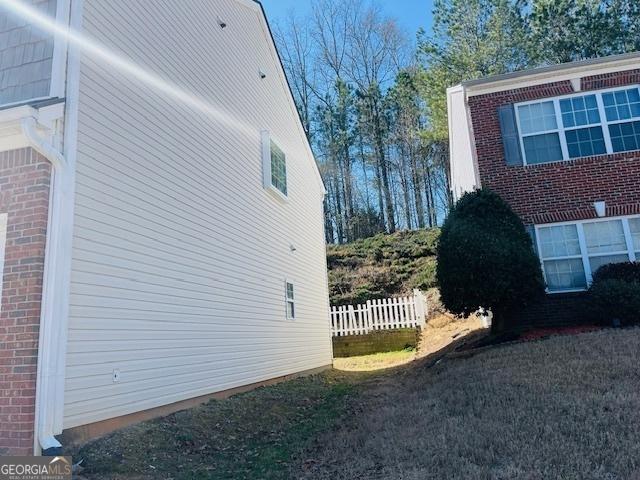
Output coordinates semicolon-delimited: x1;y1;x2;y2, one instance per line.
467;69;640;225
0;148;51;456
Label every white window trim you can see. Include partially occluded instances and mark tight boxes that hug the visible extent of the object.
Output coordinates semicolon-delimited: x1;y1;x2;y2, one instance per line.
0;213;7;314
285;280;295;320
515;85;640;165
261;130;289;203
535;214;640;293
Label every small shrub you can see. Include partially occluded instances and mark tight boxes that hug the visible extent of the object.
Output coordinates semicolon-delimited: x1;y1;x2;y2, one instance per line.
589;262;640;326
436;189;544;330
591;261;640;284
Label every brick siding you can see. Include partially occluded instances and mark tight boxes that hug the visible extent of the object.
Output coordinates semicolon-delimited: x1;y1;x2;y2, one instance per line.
506;292;594;331
467;69;640;225
0;147;51;456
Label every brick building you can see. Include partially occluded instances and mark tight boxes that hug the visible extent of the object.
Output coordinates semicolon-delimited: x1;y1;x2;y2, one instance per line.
447;52;640;316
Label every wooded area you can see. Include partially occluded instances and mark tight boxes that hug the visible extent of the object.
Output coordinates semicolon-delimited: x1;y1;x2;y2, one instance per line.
275;0;640;244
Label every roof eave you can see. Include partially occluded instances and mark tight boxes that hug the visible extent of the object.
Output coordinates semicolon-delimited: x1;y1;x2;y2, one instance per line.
463;52;640;97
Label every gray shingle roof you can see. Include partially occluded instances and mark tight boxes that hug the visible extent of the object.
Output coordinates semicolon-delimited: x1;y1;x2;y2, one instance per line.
0;0;56;106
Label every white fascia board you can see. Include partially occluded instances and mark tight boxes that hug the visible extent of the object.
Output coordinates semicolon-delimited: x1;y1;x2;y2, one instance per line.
466;55;640;97
231;0;262;12
0;105;39;125
0;105;64;152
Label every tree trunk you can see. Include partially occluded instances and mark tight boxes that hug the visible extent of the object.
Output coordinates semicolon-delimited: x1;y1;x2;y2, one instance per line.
323;197;334;244
411;148;425;229
374;156;386;231
399;144;412;230
371;99;395;233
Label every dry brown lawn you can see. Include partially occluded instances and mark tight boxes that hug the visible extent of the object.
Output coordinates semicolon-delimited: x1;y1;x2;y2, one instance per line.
301;328;640;480
73;328;640;480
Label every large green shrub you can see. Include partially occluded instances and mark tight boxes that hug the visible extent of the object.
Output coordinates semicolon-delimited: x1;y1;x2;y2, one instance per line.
589;262;640;326
591;261;640;284
436;189;544;329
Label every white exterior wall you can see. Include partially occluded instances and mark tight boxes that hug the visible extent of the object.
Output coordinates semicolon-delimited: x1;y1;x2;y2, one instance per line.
63;0;332;429
447;85;480;200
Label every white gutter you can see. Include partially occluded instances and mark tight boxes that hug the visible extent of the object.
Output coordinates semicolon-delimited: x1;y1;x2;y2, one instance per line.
21;117;65;168
23;116;69;453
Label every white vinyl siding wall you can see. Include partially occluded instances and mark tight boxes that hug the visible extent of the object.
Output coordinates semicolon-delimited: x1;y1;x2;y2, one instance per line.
64;0;331;429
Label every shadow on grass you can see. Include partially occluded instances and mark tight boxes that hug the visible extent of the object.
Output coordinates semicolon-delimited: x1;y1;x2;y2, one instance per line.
68;329;486;480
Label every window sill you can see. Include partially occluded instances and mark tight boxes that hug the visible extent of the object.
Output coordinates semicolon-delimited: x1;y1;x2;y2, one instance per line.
265;185;289;203
518;148;640;168
546;288;587;294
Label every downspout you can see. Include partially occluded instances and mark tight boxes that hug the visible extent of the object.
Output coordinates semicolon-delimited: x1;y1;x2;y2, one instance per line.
22;116;69;454
22;117;65;168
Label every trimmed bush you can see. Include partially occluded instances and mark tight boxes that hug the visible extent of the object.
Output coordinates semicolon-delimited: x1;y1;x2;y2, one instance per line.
589;262;640;326
591;261;640;284
436;189;544;330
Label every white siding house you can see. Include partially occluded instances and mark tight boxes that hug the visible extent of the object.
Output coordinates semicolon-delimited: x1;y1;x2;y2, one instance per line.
0;0;332;455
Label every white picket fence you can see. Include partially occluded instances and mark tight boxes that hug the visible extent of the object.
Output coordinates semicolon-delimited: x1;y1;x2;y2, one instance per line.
330;289;428;337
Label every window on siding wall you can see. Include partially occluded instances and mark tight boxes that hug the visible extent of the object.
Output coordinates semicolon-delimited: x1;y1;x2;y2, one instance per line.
270;141;288;196
261;131;288;199
285;282;295;319
515;86;640;164
536;215;639;292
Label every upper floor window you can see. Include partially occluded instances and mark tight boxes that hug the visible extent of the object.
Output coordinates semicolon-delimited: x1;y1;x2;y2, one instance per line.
261;131;288;199
515;86;640;165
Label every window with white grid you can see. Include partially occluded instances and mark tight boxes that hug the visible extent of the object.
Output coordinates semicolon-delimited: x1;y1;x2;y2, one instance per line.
536;215;640;292
515;86;640;164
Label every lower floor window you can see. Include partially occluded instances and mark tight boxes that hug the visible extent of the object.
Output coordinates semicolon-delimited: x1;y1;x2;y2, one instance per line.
536;215;640;292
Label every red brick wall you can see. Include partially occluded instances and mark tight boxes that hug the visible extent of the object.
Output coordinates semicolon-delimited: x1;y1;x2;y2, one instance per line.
467;69;640;225
0;148;51;456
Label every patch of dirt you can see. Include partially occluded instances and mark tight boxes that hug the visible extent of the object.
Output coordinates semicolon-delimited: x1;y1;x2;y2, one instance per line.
417;313;484;359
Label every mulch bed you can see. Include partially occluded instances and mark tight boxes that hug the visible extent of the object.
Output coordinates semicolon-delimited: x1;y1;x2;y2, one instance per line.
454;324;606;354
519;325;604;341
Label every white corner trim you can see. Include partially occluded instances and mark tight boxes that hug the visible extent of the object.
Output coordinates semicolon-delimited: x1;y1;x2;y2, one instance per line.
33;0;83;455
49;0;71;99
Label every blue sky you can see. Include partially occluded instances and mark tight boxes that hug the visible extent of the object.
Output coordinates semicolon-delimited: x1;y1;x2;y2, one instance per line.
260;0;435;39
